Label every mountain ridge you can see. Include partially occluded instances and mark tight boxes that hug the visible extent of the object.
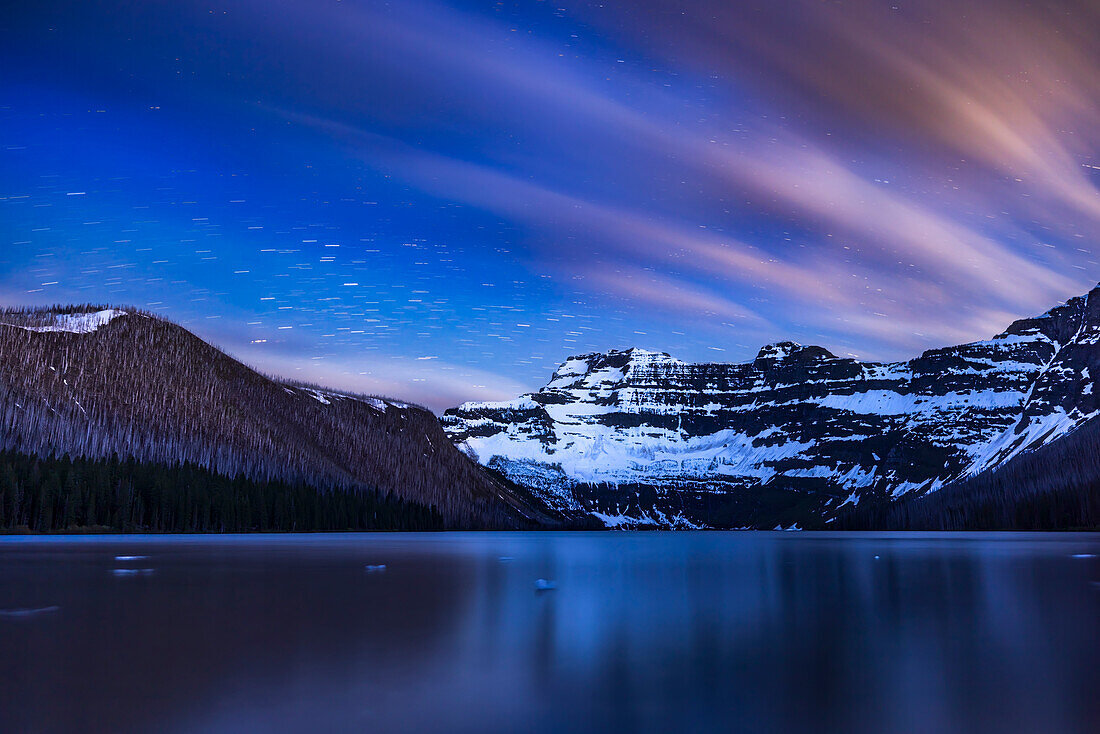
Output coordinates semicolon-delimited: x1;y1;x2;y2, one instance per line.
444;284;1100;529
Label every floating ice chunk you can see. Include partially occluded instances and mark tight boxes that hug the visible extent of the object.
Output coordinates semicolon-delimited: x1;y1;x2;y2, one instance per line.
0;605;59;618
1070;554;1097;559
112;568;155;576
114;555;148;562
364;564;387;572
534;579;556;591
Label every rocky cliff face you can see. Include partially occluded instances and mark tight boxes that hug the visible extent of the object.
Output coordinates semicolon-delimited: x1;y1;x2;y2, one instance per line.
443;286;1100;528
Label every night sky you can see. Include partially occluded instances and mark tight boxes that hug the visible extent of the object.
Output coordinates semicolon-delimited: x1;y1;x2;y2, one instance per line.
3;1;1100;410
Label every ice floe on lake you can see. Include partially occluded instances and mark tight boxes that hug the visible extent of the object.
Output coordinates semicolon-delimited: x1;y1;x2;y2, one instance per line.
0;606;59;619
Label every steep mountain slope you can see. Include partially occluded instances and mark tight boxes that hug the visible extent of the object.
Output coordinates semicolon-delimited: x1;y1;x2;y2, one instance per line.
0;307;560;529
840;413;1100;530
444;285;1100;529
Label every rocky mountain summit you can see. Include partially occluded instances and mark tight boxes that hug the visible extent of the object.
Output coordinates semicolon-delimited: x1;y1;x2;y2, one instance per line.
444;285;1100;528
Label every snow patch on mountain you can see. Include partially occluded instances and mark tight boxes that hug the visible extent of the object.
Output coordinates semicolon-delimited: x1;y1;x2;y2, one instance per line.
3;310;128;334
965;406;1099;477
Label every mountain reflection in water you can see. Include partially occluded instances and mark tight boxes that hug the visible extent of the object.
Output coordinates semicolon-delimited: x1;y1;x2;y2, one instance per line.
1;532;1097;734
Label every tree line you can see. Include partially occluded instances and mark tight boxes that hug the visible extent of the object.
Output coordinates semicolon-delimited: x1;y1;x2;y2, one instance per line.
0;450;443;533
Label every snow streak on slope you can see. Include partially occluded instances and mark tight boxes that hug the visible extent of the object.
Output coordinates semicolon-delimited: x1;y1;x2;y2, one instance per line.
1;310;128;334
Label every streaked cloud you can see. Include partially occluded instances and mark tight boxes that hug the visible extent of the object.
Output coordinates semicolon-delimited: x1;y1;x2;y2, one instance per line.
229;345;532;413
3;0;1099;407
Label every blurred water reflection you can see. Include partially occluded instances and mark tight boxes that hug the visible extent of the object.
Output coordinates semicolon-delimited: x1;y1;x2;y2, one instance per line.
1;532;1097;734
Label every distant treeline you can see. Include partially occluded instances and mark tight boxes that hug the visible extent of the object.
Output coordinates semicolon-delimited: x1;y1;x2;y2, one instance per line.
840;417;1100;530
0;450;443;533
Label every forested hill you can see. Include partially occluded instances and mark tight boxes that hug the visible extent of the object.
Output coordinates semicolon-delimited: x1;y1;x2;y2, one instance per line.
0;306;562;530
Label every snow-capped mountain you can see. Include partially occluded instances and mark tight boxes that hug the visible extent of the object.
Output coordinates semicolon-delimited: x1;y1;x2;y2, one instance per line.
443;285;1100;529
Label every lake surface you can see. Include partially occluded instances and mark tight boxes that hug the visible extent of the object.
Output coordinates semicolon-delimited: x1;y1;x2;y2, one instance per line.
1;532;1098;734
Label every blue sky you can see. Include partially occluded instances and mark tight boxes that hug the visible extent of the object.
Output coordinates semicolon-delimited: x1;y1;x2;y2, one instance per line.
3;0;1100;409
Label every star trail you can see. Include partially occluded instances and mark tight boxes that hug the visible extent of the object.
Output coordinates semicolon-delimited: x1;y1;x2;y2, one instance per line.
3;0;1100;410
